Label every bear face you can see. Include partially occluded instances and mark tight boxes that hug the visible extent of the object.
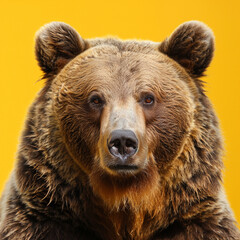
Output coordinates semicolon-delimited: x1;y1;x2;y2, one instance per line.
34;21;216;210
1;21;239;240
51;43;197;207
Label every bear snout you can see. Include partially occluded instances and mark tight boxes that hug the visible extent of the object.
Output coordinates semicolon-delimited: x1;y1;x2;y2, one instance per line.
98;100;148;175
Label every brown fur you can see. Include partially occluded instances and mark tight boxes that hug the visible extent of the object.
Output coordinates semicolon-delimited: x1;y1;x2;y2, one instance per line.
0;21;239;240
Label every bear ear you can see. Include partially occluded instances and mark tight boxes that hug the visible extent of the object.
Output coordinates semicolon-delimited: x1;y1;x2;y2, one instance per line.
35;22;88;76
159;21;214;77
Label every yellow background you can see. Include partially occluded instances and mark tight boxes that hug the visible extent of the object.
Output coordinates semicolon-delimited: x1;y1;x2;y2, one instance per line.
0;0;240;224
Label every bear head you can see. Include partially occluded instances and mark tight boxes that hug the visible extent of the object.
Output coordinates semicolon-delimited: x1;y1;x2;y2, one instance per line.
35;21;221;210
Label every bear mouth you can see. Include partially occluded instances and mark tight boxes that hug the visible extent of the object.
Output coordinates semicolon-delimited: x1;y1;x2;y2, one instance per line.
108;164;139;171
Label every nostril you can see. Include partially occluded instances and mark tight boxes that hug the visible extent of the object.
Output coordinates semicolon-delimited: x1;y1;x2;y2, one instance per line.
113;139;121;148
125;139;137;149
109;139;123;155
124;139;137;155
110;145;121;157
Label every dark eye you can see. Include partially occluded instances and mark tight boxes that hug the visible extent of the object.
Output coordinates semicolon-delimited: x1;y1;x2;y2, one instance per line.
143;95;155;106
92;97;101;104
89;95;104;108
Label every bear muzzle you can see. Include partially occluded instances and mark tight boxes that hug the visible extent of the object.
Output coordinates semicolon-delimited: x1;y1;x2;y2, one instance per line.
99;128;148;175
98;98;148;175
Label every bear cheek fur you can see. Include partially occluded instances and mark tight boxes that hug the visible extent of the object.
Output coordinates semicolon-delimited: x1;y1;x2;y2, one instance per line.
53;79;100;175
137;57;196;176
152;76;196;173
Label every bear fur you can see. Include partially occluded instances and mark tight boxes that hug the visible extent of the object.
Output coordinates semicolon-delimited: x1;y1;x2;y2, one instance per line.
0;21;239;240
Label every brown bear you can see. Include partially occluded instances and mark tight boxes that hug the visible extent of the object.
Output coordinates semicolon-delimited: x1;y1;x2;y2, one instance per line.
0;21;239;240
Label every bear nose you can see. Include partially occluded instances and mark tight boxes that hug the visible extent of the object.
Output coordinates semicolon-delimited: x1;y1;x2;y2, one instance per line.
107;130;138;161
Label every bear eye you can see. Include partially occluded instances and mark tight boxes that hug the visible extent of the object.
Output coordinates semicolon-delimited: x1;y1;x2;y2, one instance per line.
89;95;104;108
92;97;101;104
143;95;155;106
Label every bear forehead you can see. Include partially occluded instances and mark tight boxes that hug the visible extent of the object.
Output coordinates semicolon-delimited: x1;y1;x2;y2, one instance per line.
54;43;189;98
